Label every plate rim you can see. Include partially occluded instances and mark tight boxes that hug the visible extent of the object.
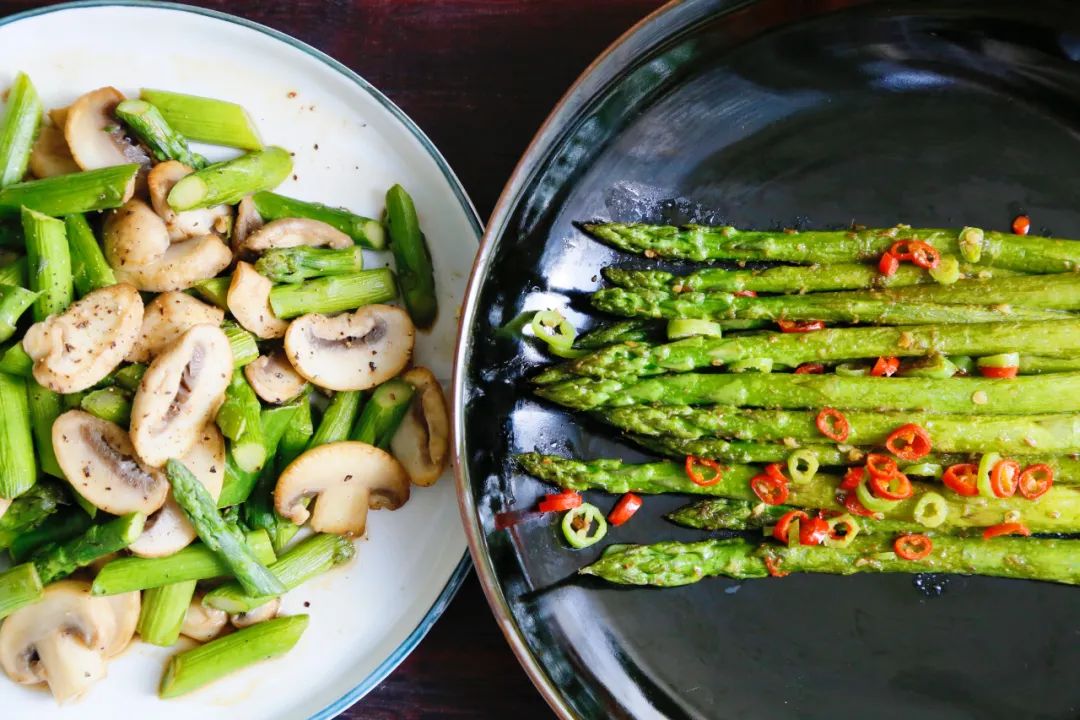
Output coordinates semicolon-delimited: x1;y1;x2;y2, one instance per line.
0;2;480;718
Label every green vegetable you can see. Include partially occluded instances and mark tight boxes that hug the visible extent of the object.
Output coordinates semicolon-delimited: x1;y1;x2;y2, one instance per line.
958;226;984;263
26;380;63;477
308;391;361;449
113;363;146;392
929;255;961;284
251;191;385;250
268;268;397;319
0;72;42;187
140;89;263;150
0;165;139;216
223;321;259;368
834;362;870;377
0;563;43;620
0;255;27;287
65;213;116;296
902;463;943;478
9;508;91;563
978;352;1021;369
787;449;819;485
855;476;900;513
255;246;364;283
0;482;63;548
0;372;35;498
822;514;861;548
0;284;38;342
80;386;132;425
276;395;313;469
114;99;207;168
32;512;145;584
216;371;266;473
217;401;299;508
977;452;1003;498
561;503;607;549
350;379;414;448
138;580;197;647
167;147;292;211
22;206;72;321
897;354;958;379
728;357;773;373
530;310;583;359
667;318;723;339
192;276;230;310
385;184;437;328
913;491;949;528
573;319;659;350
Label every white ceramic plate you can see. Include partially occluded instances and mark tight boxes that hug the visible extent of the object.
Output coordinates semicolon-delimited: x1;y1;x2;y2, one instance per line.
0;2;478;717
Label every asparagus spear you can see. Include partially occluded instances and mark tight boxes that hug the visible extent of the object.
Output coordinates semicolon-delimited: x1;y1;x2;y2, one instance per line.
80;386;132;425
223;321;259;368
27;380;63;477
112;363;146;392
516;453;1080;533
350;379;413;448
0;341;30;376
165;459;285;597
22;206;73;320
602;405;1080;455
0;482;62;549
573;319;660;350
385;184;437;328
583;536;1080;587
192;276;230;310
91;530;276;595
666;497;915;533
255;246;364;283
591;286;1067;326
216;371;266;473
159;615;309;698
114;99;207;168
138;580;198;647
168;147;292;211
276;395;313;469
252;191;386;250
0;72;42;187
0;563;43;620
584;223;1080;274
0;284;38;342
536;370;1080;413
535;319;1080;384
0;165;138;216
0;372;36;498
217;401;301;507
1019;354;1080;375
65;213;116;296
203;533;355;613
139;88;263;150
309;391;362;448
32;512;145;584
0;255;27;287
8;508;91;563
268;268;397;319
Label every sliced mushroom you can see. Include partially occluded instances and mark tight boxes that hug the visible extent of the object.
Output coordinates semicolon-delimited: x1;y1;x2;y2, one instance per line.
52;410;168;515
180;595;229;642
147;161;232;242
0;581;120;703
127;292;225;363
29;123;80;179
64;87;149;171
23;284;144;394
240;218;352;254
128;424;225;557
274;441;410;536
114;233;232;292
230;598;280;629
101;591;140;657
103;199;171;269
130;324;233;467
390;368;449;487
243;350;309;404
232;195;264;252
284;305;415;391
227;261;288;339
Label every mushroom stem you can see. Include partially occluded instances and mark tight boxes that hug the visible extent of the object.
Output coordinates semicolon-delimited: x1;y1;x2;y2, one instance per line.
268;268;398;319
251;191;385;250
0;164;138;217
34;629;107;703
0;563;43;620
137;579;197;646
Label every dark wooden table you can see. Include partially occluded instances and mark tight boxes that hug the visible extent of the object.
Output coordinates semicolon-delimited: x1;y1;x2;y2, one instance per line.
0;0;665;716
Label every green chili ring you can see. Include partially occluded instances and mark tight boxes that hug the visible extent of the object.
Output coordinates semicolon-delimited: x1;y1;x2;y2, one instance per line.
561;503;608;549
787;449;819;485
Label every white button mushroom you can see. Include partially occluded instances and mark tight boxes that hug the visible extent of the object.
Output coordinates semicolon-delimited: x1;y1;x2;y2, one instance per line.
243;350;309;404
227;261;288;339
239;217;351;254
147;160;233;242
52;410;169;515
29;123;80;179
390;367;450;487
130;324;233;467
23;284;144;394
114;233;233;292
274;441;410;536
232;195;264;252
126;292;225;363
283;304;415;392
230;597;280;629
64;87;149;172
180;595;229;642
103;199;171;269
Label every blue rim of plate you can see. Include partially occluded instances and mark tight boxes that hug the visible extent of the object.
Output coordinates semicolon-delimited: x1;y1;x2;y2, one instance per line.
0;2;479;718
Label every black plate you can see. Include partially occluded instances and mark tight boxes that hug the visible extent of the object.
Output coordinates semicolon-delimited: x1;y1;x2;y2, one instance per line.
453;1;1080;717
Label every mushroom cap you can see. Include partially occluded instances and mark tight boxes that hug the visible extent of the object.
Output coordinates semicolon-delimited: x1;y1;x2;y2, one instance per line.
126;292;225;363
147;161;233;242
230;597;280;629
64;87;149;172
52;410;169;515
180;595;229;642
114;233;232;292
129;424;225;557
103;199;171;269
240;218;352;253
101;591;140;657
232;195;264;252
274;440;410;537
0;581;116;703
227;261;288;339
243;350;309;404
29;123;80;179
130;324;233;467
284;305;415;392
390;367;450;487
23;284;144;394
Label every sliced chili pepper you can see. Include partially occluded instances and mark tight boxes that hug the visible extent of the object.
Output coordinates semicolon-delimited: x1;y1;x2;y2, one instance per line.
538;490;582;513
772;509;809;545
942;463;979;497
878;252;900;276
983;522;1031;539
989;459;1021;498
733;289;758;298
607;493;642;527
794;362;825;374
885;423;933;461
763;555;789;577
979;365;1019;379
894;533;933;560
765;463;788;483
798;515;830;546
750;473;789;505
868;470;914;500
909;242;941;270
827;515;859;543
841;490;876;517
777;318;825;333
1018;463;1053;499
1012;214;1031;236
840;466;864;491
815;407;850;442
888;240;917;260
494;508;543;530
685;455;724;487
870;356;900;377
865;453;898;479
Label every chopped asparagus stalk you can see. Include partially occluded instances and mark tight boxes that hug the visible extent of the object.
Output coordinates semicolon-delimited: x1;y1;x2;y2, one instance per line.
0;164;138;216
32;512;146;584
0;563;43;620
0;284;38;342
192;276;231;310
308;391;361;449
0;372;35;498
0;255;27;287
140;88;263;150
159;614;309;698
64;213;116;296
114;99;208;168
0;72;42;187
216;401;300;508
0;342;33;377
92;530;276;595
573;319;659;350
666;498;917;533
0;483;63;550
22;206;72;320
216;371;266;473
9;508;91;563
267;268;397;319
350;378;413;448
275;394;313;469
112;363;146;392
251;191;385;249
255;246;365;283
26;380;63;477
138;580;198;647
80;386;132;425
167;147;292;211
385;184;437;328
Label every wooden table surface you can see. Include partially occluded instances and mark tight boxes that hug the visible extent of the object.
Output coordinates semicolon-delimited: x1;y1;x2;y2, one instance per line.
0;0;665;717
